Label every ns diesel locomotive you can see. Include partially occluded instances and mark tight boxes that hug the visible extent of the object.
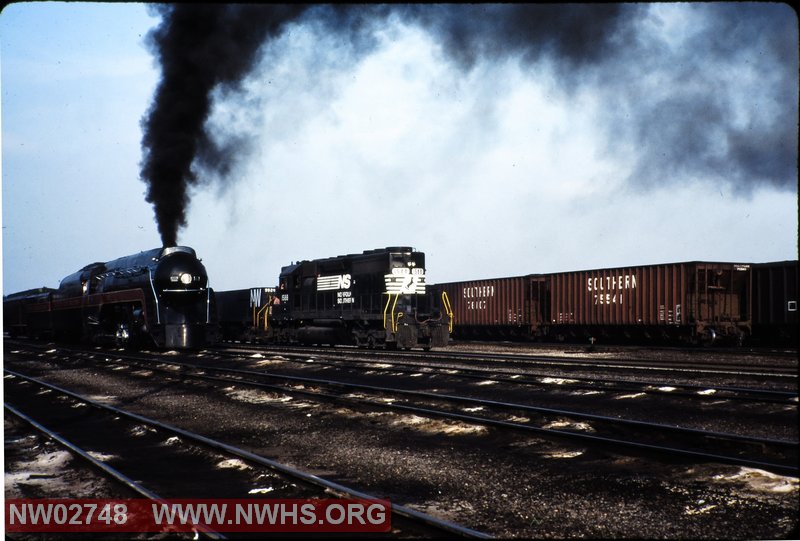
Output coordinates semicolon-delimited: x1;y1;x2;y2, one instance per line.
217;247;452;350
3;246;215;348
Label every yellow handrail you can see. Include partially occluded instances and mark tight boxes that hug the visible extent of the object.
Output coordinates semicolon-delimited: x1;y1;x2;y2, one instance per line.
390;294;400;332
383;293;395;330
442;291;454;333
257;303;271;331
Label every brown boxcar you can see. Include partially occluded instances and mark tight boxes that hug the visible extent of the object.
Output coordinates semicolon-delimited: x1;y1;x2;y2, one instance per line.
542;262;753;345
751;260;798;346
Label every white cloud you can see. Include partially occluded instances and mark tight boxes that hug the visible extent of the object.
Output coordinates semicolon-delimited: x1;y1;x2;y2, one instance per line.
183;17;796;290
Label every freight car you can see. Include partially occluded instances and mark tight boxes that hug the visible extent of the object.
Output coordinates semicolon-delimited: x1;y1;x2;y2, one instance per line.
216;286;275;342
432;276;545;340
751;260;798;346
545;262;752;345
437;261;754;346
2;246;216;348
216;247;451;349
4;287;56;338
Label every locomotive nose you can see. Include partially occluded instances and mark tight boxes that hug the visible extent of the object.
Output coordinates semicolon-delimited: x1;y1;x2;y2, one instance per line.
153;247;208;292
164;267;204;289
151;246;212;348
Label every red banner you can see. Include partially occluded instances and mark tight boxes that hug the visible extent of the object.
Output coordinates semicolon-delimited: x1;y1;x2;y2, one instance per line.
5;499;391;533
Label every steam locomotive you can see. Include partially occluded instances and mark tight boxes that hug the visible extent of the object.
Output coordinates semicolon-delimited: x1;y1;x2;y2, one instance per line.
3;246;215;349
216;247;452;350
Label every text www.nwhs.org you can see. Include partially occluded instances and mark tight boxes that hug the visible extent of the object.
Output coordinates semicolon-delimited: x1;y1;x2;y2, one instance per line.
5;499;392;533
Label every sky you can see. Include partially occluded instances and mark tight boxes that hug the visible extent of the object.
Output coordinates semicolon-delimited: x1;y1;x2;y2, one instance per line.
1;3;798;295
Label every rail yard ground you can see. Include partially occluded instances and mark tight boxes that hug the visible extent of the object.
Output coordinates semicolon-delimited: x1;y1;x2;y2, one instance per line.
4;338;798;539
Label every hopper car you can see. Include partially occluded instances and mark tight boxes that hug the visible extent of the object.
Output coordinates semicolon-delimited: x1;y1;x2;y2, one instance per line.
436;261;760;346
751;260;798;347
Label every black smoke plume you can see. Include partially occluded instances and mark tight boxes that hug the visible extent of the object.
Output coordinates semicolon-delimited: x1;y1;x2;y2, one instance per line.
140;4;796;245
140;4;310;247
140;4;640;246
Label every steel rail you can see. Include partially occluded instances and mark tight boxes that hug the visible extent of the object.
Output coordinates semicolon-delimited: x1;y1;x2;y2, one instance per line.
223;379;800;476
27;351;796;476
449;341;800;358
4;402;225;540
211;345;797;403
94;353;797;449
3;368;493;539
240;344;798;378
7;344;795;445
425;352;798;377
130;361;800;476
21;339;797;400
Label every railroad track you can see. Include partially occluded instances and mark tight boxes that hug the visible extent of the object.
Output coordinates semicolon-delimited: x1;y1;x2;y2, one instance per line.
210;344;798;404
8;341;797;431
450;340;800;360
4;368;492;539
6;344;797;477
227;343;798;379
7;338;796;389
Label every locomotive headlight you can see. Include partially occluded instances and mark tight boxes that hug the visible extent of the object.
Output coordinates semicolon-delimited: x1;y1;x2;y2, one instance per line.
179;273;194;285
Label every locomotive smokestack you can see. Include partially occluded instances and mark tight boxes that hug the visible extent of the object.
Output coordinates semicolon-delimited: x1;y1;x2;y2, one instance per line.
139;4;310;246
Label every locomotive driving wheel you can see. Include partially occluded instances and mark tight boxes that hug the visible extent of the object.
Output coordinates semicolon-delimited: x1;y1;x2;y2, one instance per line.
114;322;141;349
115;322;132;346
112;305;142;349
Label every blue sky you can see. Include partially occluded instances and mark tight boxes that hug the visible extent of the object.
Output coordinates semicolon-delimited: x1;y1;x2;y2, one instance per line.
2;3;798;295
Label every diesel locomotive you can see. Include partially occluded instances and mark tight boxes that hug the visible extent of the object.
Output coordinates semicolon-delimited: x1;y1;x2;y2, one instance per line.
216;247;452;350
3;246;215;348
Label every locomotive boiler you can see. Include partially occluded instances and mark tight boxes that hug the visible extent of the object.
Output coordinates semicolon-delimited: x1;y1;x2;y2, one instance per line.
216;247;452;350
3;246;215;348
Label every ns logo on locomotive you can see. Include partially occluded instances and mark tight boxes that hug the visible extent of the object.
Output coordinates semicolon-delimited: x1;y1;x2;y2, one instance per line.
3;246;215;349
